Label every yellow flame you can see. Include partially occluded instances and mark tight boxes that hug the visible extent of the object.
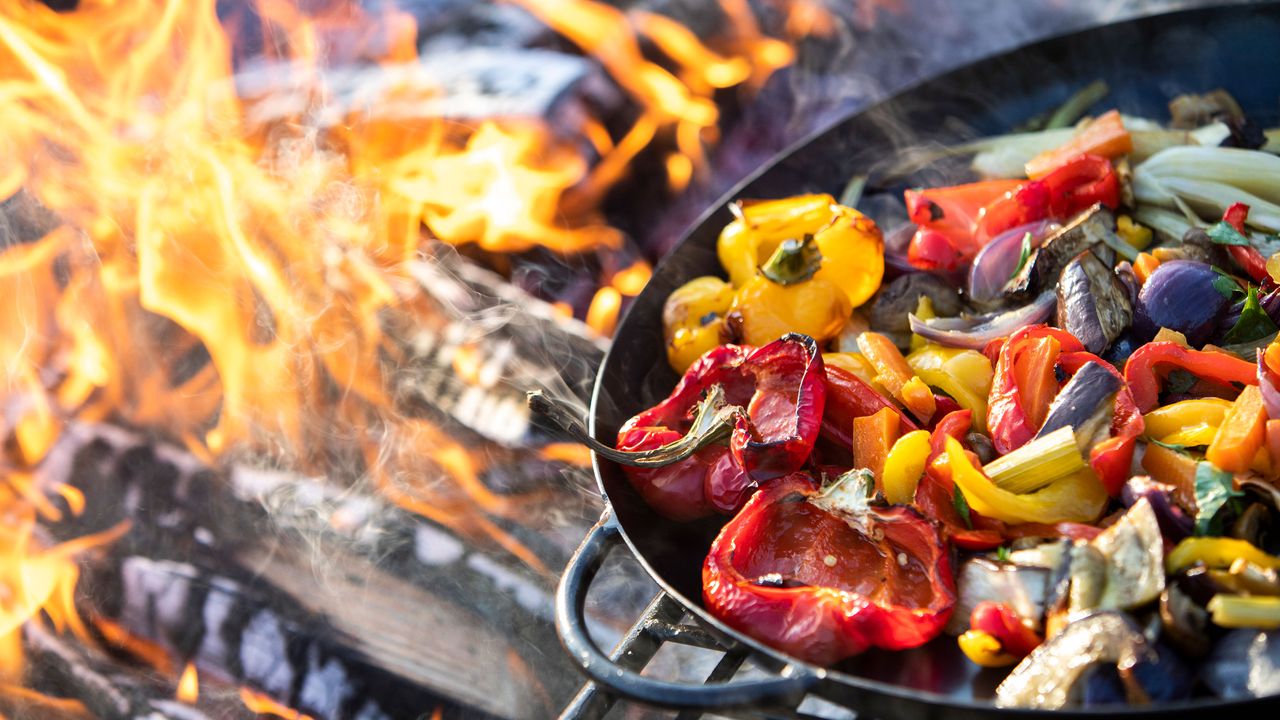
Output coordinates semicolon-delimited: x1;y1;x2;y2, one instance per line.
176;662;199;704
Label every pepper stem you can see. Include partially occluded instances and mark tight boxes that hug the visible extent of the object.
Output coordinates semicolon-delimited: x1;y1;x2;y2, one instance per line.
759;234;823;286
810;468;881;518
526;385;745;468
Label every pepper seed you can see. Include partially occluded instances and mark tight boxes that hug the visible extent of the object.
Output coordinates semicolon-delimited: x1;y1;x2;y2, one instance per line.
897;552;908;566
823;554;837;567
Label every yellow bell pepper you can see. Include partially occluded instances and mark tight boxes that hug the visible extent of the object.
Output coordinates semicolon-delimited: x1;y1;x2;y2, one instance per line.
717;194;884;308
1166;537;1280;574
882;430;931;505
907;343;994;433
662;276;735;372
945;436;1108;524
728;245;852;346
1143;397;1232;447
957;630;1017;668
909;296;935;352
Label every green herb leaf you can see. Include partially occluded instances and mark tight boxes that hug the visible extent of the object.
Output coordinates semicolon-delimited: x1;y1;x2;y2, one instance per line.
953;485;973;530
1211;266;1247;300
1207;220;1253;247
995;545;1012;563
1193;461;1244;536
1223;285;1280;345
1008;232;1033;283
1150;438;1188;452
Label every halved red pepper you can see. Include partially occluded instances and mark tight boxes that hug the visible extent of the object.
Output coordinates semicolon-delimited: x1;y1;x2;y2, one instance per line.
1222;202;1269;282
904;180;1021;271
1124;341;1259;413
821;364;918;451
703;472;955;666
616;334;825;520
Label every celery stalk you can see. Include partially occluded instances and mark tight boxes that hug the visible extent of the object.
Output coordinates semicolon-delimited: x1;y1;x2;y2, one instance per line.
982;426;1085;495
1207;594;1280;629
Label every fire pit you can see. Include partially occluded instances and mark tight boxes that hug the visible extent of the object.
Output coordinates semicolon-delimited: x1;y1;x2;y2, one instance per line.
0;1;1247;719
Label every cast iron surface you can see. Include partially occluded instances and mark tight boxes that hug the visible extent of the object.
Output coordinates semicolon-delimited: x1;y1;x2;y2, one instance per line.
579;3;1280;717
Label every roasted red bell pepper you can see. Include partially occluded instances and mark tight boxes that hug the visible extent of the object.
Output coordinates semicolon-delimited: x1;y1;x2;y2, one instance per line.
1222;202;1269;282
987;326;1084;455
905;155;1121;272
703;472;955;666
1123;341;1259;413
821;364;918;450
616;334;825;520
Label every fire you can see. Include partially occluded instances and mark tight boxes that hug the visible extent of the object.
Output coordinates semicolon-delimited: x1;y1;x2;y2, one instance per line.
240;686;316;720
0;0;813;705
176;662;199;703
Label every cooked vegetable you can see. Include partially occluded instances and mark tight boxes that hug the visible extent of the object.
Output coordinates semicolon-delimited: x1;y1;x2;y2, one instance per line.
718;194;885;306
1202;629;1280;699
702;472;955;665
946;436;1108;525
908;291;1056;350
882;429;931;505
995;612;1152;709
1025;110;1132;179
1166;537;1280;574
982;427;1085;494
1133;260;1232;345
662;276;735;372
1206;385;1268;473
1056;250;1132;353
1208;595;1280;629
728;235;852;345
906;344;994;431
854;407;900;487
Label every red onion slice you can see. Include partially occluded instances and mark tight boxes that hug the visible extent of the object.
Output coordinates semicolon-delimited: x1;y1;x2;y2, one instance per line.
968;221;1055;306
909;291;1057;350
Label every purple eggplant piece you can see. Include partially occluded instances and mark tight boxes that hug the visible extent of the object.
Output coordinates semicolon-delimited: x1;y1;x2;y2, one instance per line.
1203;629;1280;699
1121;476;1194;543
1034;361;1121;448
1056;250;1133;354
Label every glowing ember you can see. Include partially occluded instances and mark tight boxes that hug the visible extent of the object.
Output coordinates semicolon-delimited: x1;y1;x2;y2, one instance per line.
240;686;316;720
176;662;199;703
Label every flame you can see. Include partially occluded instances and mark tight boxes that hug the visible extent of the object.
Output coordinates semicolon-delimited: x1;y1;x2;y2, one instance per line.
240;686;316;720
0;0;812;703
176;662;199;703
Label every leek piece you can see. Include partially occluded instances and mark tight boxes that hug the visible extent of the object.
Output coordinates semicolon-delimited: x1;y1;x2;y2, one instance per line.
982;426;1085;495
1207;594;1280;629
1137;146;1280;206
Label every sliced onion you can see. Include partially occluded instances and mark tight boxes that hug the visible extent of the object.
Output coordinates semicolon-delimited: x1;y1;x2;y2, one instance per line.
1258;349;1280;420
967;220;1054;306
909;291;1057;350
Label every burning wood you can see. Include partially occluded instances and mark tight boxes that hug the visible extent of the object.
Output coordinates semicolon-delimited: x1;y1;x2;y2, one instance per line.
0;0;821;715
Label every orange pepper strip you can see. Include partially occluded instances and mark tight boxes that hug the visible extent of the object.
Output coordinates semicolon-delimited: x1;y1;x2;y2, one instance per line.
1141;441;1199;511
1012;336;1061;431
1025;110;1133;179
858;332;936;421
1133;252;1160;285
1267;419;1280;481
1207;386;1268;473
854;407;901;493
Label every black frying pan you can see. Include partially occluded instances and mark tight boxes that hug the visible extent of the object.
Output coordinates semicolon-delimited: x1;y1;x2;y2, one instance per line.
555;4;1280;717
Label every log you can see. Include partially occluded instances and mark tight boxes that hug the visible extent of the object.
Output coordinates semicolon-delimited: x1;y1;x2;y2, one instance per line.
43;422;595;719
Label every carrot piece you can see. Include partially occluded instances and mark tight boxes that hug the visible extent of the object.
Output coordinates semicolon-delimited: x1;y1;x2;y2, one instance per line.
1133;252;1160;285
1025;110;1133;179
854;407;901;491
1141;441;1199;511
1207;385;1268;474
1265;340;1280;376
1013;336;1061;431
857;332;936;421
1266;419;1280;480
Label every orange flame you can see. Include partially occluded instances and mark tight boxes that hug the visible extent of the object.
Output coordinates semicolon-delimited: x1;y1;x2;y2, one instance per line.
0;0;812;694
240;686;316;720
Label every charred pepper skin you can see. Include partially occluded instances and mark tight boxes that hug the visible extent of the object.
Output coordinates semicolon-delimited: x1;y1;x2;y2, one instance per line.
703;473;956;666
616;335;825;520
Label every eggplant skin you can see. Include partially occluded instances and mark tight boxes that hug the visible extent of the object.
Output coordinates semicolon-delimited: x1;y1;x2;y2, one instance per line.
1056;250;1133;354
1007;204;1118;301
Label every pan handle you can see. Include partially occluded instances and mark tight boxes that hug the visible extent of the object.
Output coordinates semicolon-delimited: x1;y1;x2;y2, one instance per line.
556;510;820;710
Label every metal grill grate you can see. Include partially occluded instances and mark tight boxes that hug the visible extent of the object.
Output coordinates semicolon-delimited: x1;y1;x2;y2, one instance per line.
559;591;853;720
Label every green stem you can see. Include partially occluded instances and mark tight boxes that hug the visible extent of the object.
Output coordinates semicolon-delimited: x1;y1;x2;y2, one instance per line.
760;234;822;285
